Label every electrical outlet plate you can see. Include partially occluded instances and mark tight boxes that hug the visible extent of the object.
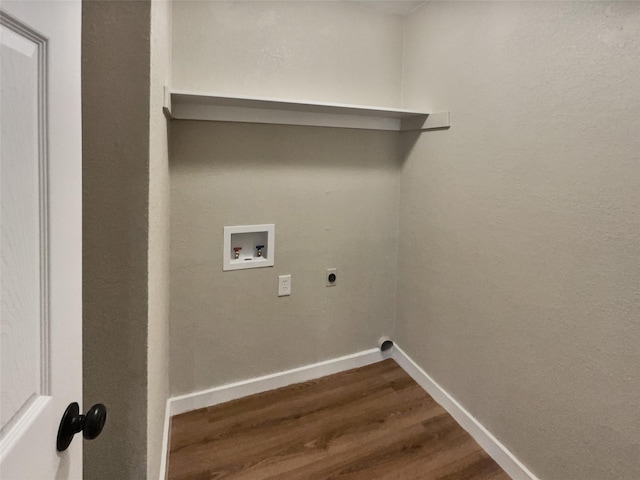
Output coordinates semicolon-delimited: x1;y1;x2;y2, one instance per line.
326;268;337;287
278;274;291;296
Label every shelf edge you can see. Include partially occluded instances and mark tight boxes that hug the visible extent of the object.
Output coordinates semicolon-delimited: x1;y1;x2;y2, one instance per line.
166;89;449;132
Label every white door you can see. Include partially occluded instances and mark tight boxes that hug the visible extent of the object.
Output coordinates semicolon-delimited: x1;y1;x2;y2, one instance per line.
0;1;82;479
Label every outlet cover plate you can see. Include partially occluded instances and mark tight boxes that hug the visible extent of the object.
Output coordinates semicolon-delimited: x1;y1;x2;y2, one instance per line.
278;274;291;296
326;268;337;287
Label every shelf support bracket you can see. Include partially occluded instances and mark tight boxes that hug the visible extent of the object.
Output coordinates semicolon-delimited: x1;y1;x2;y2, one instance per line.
401;111;450;132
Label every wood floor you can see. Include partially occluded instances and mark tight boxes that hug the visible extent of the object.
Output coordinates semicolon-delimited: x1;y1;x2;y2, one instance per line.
168;359;510;480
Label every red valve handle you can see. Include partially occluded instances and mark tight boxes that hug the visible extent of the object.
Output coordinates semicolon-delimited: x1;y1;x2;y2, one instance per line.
233;247;242;252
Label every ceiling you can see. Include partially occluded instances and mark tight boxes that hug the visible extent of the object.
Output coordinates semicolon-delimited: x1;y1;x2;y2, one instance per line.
346;1;426;17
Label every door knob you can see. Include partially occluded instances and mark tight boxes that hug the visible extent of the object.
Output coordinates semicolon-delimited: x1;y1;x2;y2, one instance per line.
57;402;107;451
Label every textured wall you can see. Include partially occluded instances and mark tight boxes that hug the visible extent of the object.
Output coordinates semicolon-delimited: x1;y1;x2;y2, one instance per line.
398;2;640;479
171;0;404;107
82;1;151;478
148;0;171;478
169;122;400;395
168;1;404;396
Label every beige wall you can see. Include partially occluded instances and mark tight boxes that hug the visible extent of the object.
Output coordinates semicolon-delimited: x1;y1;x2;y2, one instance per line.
148;0;172;478
82;1;151;478
171;0;404;107
169;122;400;395
168;1;405;396
398;2;640;479
167;2;639;478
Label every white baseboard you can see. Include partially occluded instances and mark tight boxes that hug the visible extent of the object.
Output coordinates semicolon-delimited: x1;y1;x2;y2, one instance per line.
168;348;386;417
391;345;540;480
160;349;386;479
160;345;539;480
158;398;171;480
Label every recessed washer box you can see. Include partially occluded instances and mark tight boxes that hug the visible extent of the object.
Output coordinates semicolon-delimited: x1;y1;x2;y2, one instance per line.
223;224;275;271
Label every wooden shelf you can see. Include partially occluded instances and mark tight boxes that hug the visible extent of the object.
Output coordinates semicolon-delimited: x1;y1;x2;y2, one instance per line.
164;88;450;132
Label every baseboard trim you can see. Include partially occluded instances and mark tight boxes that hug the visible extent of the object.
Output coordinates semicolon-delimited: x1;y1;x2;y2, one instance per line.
161;349;386;478
161;345;538;480
168;348;387;417
391;345;540;480
158;398;171;480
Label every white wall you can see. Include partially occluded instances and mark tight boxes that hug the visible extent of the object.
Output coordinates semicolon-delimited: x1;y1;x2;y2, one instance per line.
148;0;171;478
172;0;404;107
399;3;640;479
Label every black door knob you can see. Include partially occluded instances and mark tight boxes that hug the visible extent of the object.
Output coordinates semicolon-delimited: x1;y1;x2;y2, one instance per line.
57;402;107;451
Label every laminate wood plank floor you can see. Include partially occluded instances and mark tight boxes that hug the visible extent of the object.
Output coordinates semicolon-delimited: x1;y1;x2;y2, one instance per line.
168;359;510;480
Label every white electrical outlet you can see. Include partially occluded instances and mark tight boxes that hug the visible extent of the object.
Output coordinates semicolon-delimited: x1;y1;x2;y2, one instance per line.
278;274;291;296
